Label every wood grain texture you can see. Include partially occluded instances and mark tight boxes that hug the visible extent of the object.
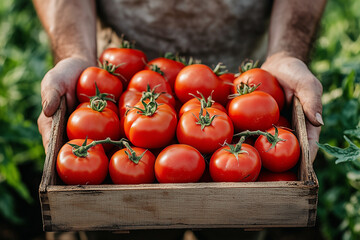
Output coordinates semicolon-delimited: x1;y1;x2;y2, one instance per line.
39;95;319;231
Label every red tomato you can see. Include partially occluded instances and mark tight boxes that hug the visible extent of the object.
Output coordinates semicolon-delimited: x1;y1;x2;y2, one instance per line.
209;143;261;182
275;115;292;129
77;101;119;117
57;139;108;185
76;66;123;103
254;127;300;172
124;101;177;149
228;91;279;132
179;96;227;118
99;47;147;87
127;69;173;95
109;146;155;184
118;88;175;117
67;102;120;151
145;57;185;90
257;170;297;181
155;144;205;183
177;108;233;154
233;68;285;110
175;64;230;106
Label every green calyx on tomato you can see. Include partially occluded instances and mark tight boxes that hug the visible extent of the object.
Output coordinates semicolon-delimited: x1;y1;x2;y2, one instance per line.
224;136;248;161
141;84;164;102
98;60;122;76
118;34;135;49
88;82;116;103
193;106;217;130
89;97;108;112
148;64;164;76
131;98;158;117
189;91;215;109
123;141;148;165
239;59;259;74
229;82;261;98
68;137;127;158
235;126;286;150
212;62;228;76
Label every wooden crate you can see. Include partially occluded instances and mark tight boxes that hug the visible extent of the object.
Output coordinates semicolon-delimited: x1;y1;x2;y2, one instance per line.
39;97;318;232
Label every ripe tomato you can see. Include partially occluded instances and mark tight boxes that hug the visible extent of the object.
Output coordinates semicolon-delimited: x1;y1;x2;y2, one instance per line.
118;88;175;117
77;101;119;117
254;127;300;172
257;170;297;181
155;144;205;183
179;94;226;118
67;100;120;151
76;66;123;103
145;57;185;90
228;91;279;132
109;146;155;184
177;108;233;154
57;139;108;185
99;47;147;87
124;101;177;149
209;143;261;182
174;64;230;106
127;69;173;95
233;68;285;110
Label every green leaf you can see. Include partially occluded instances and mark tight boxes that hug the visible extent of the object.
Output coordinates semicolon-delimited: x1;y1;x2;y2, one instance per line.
0;184;23;224
344;128;360;140
317;136;360;164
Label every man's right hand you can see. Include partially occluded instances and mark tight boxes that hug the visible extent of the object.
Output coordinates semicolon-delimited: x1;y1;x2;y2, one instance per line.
38;57;94;153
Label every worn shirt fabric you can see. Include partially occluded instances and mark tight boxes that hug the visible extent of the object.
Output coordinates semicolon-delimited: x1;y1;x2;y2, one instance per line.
97;0;272;71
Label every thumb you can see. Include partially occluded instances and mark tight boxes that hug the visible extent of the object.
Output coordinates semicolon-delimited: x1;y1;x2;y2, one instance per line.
295;75;324;127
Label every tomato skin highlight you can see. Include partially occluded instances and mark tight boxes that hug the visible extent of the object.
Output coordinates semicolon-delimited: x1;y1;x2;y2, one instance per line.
177;108;234;154
109;147;156;184
175;64;229;105
145;57;185;90
56;139;108;185
254;127;300;172
209;143;261;182
76;66;123;103
155;144;205;183
228;91;279;132
233;68;285;110
99;48;147;87
124;102;178;149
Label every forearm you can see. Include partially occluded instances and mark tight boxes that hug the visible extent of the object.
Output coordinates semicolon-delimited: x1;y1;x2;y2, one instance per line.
33;0;97;64
267;0;326;63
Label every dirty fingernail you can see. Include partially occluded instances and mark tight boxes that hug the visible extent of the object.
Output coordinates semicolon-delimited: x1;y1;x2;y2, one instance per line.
42;100;48;110
316;112;324;125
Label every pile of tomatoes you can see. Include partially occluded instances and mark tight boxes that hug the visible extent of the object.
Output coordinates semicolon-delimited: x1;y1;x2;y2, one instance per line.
57;43;300;185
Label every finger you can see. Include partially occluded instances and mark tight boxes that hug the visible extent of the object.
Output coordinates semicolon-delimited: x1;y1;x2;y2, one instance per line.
41;69;66;117
38;111;53;154
306;120;321;163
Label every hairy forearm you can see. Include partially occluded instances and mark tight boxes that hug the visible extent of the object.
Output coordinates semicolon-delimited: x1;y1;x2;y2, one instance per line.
33;0;97;64
267;0;326;63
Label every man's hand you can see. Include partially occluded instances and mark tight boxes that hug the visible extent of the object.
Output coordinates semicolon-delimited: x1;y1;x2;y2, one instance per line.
262;52;323;163
38;57;94;153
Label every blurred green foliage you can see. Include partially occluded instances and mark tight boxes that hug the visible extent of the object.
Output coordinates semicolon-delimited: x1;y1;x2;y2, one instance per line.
0;0;51;228
0;0;359;239
311;0;360;239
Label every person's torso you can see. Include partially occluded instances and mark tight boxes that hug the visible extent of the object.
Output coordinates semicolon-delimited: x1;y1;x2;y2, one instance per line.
98;0;272;71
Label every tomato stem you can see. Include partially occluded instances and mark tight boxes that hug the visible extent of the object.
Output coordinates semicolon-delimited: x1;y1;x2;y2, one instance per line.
224;136;248;161
189;91;215;109
123;141;147;164
148;64;164;76
194;106;217;130
90;97;107;112
98;60;122;76
213;62;228;76
69;137;128;158
239;59;259;74
228;82;260;99
131;98;159;117
234;126;286;149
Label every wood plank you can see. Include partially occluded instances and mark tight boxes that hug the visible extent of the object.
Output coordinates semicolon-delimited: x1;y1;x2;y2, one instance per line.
46;182;317;231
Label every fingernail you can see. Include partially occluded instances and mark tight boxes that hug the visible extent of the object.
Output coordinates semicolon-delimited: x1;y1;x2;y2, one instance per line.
316;112;324;126
42;100;48;110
